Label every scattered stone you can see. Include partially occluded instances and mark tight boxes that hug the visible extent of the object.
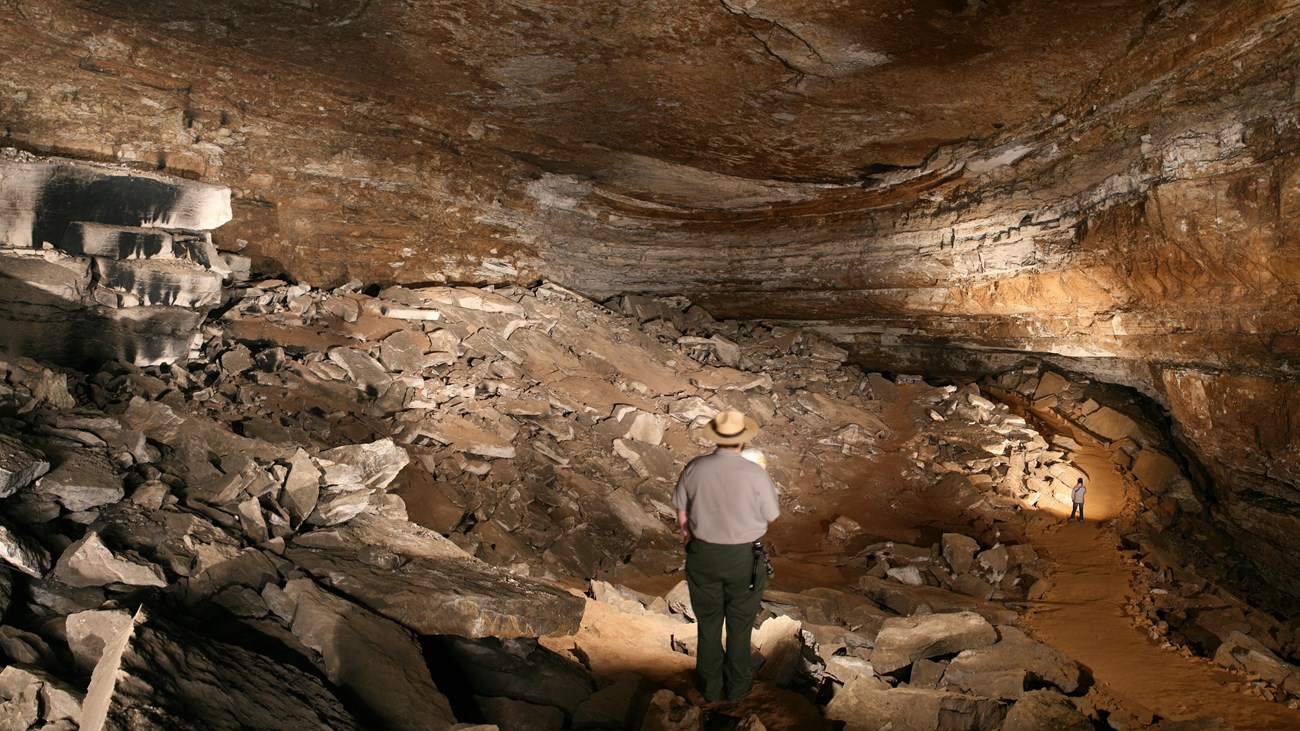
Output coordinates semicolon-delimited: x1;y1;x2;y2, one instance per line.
53;531;167;588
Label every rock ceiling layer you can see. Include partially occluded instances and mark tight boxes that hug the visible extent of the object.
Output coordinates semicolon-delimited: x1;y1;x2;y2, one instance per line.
1;1;1300;603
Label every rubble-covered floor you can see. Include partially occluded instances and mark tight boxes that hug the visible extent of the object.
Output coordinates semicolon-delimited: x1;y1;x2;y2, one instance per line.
0;275;1298;730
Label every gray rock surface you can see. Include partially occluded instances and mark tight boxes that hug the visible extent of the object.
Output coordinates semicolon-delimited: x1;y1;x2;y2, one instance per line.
287;544;585;638
85;610;363;730
870;611;998;674
0;433;50;498
281;578;456;731
1000;689;1092;731
942;627;1080;699
825;676;1007;731
443;636;595;714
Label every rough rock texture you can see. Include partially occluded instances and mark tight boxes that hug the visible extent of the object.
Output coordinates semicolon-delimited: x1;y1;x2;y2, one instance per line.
3;1;1296;604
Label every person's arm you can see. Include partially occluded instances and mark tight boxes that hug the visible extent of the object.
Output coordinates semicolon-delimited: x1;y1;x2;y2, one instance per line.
676;508;692;545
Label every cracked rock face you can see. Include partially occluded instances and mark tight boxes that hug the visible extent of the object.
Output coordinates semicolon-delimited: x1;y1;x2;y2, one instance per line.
1;0;1299;605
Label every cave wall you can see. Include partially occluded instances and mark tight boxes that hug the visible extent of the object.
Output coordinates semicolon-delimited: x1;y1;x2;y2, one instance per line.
1;1;1299;598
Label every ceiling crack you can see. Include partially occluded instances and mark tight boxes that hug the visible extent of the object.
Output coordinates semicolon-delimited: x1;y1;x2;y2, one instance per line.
717;0;830;78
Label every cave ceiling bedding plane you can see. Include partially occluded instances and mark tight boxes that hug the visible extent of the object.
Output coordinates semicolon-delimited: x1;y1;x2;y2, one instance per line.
1;0;1300;729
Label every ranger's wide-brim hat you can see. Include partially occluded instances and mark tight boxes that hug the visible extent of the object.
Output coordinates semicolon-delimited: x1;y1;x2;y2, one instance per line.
706;409;760;445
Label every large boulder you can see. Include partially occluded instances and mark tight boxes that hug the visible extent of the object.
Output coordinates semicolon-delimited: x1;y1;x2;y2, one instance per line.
286;543;585;638
278;578;456;731
442;636;594;715
941;627;1081;699
826;676;1007;731
871;611;998;674
1001;689;1092;731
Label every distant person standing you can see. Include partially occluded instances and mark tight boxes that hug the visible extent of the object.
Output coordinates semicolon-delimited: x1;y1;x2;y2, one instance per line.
673;409;780;704
1069;477;1087;523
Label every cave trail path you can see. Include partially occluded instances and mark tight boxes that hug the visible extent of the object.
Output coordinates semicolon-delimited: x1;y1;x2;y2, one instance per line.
1023;441;1300;730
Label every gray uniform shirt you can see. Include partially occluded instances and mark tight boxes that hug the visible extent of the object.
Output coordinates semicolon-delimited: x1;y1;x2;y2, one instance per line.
673;449;780;545
1072;484;1086;503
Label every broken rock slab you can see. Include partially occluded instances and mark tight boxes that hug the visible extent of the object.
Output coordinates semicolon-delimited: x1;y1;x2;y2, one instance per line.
0;517;52;578
941;626;1081;699
35;447;125;509
286;543;585;638
858;576;1018;625
443;636;594;715
280;578;456;731
318;438;410;490
53;531;167;588
870;611;998;674
0;664;83;728
0;433;50;498
825;676;1007;731
1001;689;1092;731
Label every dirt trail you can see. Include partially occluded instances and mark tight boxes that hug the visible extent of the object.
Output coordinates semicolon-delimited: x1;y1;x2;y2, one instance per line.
1023;442;1300;730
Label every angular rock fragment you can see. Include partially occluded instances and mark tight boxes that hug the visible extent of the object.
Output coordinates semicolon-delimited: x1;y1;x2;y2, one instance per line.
825;676;1006;731
327;346;393;396
280;448;321;525
66;609;135;674
0;433;50;498
0;517;52;578
870;611;998;674
82;609;362;730
281;578;456;730
443;636;594;714
1001;689;1092;731
419;414;516;459
942;533;980;575
318;438;410;490
53;531;167;588
34;447;123;509
379;328;432;373
859;576;1018;625
0;664;83;727
286;544;585;637
941;627;1080;699
1213;631;1297;686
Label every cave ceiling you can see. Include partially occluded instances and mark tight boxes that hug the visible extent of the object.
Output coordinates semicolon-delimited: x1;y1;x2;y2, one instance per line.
67;0;1144;182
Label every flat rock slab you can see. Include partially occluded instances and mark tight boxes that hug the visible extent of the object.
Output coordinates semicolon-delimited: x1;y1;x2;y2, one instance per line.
36;448;124;512
871;611;998;674
281;578;456;730
93;257;223;309
443;636;593;714
826;677;1007;731
942;626;1080;699
286;545;585;638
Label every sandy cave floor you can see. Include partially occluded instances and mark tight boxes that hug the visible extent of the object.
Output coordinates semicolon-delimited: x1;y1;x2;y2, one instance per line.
544;388;1300;730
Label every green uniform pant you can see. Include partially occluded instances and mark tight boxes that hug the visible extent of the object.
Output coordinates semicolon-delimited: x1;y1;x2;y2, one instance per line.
685;539;766;702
